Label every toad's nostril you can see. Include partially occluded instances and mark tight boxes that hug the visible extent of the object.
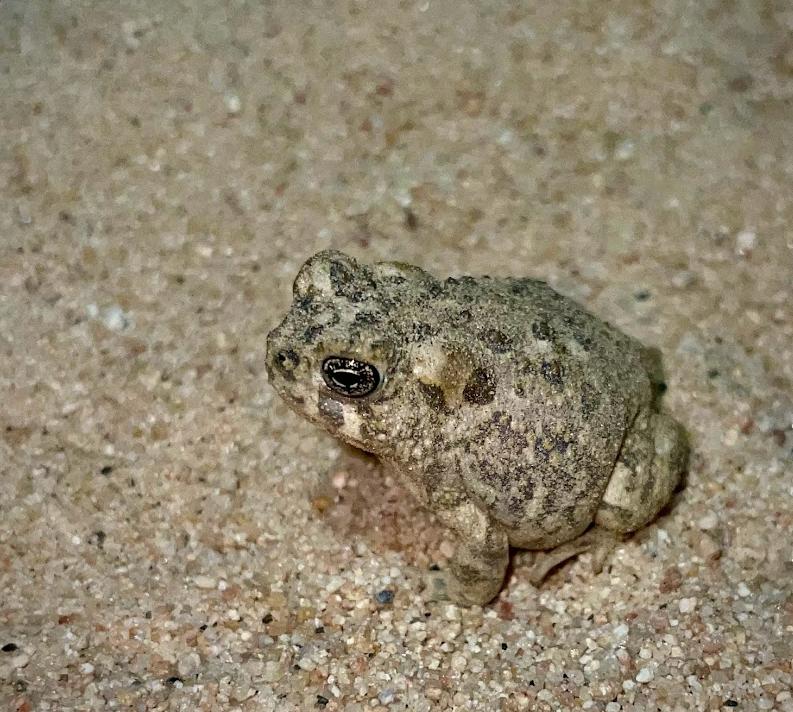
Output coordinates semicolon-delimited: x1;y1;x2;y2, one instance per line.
275;349;299;371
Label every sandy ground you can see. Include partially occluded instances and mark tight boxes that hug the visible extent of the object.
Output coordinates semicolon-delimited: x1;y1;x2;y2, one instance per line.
1;1;792;710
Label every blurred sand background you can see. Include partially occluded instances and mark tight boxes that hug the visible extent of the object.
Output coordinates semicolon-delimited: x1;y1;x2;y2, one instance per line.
1;1;792;710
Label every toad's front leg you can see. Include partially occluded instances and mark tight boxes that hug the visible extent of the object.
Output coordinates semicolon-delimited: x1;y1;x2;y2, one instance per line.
424;497;509;606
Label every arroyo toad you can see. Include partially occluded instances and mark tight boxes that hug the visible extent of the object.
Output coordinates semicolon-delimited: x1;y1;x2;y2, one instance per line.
266;250;688;604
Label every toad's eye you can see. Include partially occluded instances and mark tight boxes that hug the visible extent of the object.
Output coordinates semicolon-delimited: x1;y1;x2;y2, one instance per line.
321;357;381;398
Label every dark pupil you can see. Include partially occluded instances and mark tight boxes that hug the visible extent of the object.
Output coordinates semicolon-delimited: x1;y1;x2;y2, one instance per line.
322;357;380;398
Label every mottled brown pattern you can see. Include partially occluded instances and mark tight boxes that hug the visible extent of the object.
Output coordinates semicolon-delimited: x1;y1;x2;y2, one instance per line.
267;251;688;603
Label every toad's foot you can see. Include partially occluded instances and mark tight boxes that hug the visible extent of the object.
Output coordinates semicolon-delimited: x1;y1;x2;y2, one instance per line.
526;527;623;586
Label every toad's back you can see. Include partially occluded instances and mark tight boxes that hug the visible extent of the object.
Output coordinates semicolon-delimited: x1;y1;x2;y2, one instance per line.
399;275;656;547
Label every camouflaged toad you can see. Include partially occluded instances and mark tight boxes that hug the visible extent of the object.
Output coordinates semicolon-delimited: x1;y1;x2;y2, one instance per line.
266;250;688;604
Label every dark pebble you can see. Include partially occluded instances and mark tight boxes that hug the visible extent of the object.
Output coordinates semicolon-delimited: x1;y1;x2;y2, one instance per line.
375;589;394;605
2;643;18;652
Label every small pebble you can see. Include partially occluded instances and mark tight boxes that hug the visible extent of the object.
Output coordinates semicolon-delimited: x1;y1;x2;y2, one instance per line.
378;688;395;704
450;653;467;672
671;270;697;289
178;652;201;677
194;575;216;589
735;229;757;255
375;589;395;605
679;597;697;613
614;138;635;160
636;666;654;683
224;94;242;114
102;305;131;331
697;511;718;530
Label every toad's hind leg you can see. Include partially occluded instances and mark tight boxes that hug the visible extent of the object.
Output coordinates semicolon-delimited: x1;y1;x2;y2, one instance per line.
595;409;688;534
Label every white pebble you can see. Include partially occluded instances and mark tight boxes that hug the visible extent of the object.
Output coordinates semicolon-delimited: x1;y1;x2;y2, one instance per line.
262;661;283;683
606;702;622;712
737;582;751;598
194;575;216;589
80;662;94;674
614;623;629;638
178;652;201;677
224;94;242;114
450;653;467;672
378;688;395;704
679;597;697;613
325;576;344;593
11;654;30;669
735;229;757;255
297;656;316;671
444;604;460;621
615;138;635;160
636;666;655;683
102;305;130;331
671;270;696;289
331;470;347;489
697;511;718;530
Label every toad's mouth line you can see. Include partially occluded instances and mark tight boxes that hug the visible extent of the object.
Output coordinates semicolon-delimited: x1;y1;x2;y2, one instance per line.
275;389;387;457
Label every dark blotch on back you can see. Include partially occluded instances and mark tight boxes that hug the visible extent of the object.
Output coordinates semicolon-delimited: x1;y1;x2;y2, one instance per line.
425;281;444;299
329;260;372;303
295;294;322;315
353;311;379;326
318;395;345;427
534;436;552;462
303;324;324;343
463;367;497;405
506;465;535;517
418;382;449;413
580;382;600;416
531;320;554;341
411;322;438;340
540;359;565;388
451;308;472;326
480;328;513;353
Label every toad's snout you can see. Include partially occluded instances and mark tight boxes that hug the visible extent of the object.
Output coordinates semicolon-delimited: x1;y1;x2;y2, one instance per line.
265;329;300;383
